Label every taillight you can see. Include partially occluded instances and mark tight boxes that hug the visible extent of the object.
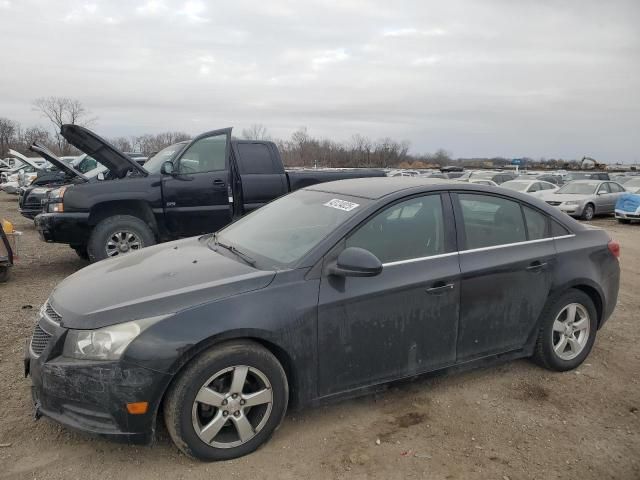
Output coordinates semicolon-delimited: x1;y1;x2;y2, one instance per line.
608;239;620;259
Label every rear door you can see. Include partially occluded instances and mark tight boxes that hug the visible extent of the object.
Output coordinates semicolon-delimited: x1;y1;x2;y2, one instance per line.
453;192;556;360
607;182;627;211
317;193;460;396
162;129;232;236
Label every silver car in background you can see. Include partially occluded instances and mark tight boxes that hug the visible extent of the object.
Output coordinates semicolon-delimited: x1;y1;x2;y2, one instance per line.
541;180;626;220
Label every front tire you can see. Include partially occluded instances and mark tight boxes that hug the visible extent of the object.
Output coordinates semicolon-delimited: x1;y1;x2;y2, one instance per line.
617;218;631;224
581;203;595;221
532;289;598;371
87;215;155;262
164;341;288;461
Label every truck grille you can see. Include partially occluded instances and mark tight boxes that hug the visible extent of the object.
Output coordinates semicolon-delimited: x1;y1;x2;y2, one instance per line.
30;324;51;356
546;201;562;206
44;302;62;323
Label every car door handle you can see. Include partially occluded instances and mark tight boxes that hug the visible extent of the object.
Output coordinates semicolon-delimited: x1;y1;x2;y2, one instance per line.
212;179;226;188
426;283;454;295
526;261;547;271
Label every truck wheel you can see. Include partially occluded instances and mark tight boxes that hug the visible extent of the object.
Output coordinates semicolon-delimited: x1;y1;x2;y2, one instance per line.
0;266;9;283
87;215;155;262
164;341;288;461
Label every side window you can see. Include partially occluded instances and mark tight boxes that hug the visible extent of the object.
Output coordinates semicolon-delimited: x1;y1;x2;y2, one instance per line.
523;206;548;240
529;183;541;192
551;220;571;236
609;182;624;193
237;143;276;174
458;194;526;249
597;183;610;194
346;195;445;263
178;133;227;174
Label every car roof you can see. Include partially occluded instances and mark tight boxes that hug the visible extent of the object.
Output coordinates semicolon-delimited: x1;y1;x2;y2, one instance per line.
305;177;454;199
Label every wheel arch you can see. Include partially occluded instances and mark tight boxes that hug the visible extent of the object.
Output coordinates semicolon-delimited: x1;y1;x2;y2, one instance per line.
549;281;604;328
156;331;299;423
88;200;158;235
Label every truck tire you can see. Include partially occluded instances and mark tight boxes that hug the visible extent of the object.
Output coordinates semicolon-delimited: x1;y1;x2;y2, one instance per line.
87;215;155;262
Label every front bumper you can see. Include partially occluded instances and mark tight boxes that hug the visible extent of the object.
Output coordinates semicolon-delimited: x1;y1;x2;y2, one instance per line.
27;314;172;444
615;209;640;220
35;212;91;244
19;207;42;220
557;204;583;216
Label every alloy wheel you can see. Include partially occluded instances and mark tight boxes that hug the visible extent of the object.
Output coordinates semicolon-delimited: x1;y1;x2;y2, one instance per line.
191;365;273;449
552;303;590;361
105;230;142;257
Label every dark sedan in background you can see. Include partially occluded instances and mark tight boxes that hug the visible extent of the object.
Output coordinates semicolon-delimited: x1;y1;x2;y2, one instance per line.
26;178;620;461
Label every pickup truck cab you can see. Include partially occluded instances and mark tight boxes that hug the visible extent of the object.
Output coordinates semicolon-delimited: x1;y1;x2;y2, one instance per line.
36;125;384;262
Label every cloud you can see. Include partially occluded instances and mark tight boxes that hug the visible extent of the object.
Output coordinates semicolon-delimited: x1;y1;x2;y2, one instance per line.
0;0;638;162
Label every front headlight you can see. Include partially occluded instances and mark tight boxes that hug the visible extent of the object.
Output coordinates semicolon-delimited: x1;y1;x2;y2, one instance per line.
63;315;167;360
47;186;67;212
563;201;579;205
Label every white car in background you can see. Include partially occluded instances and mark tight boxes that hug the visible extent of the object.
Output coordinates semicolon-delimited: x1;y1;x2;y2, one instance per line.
501;179;558;198
621;178;640;193
467;178;499;187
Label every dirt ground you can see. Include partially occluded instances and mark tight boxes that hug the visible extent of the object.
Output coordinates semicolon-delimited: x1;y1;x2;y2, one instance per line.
0;191;638;480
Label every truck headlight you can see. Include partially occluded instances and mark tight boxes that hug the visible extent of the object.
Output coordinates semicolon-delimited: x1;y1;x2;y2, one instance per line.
47;186;66;212
63;315;168;360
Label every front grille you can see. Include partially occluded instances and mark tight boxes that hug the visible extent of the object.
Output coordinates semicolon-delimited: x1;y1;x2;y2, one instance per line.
546;201;562;206
30;324;52;356
44;303;62;323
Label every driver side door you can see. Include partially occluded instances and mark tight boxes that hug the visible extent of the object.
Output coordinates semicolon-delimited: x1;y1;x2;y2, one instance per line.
316;193;460;397
162;129;232;237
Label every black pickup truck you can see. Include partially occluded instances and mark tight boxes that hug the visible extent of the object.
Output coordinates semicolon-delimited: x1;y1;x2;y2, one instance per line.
35;125;384;262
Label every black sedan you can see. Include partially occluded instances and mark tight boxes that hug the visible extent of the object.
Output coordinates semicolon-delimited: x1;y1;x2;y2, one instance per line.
26;178;620;461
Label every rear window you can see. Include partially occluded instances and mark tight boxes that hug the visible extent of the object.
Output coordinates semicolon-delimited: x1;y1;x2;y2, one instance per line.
551;220;571;236
237;143;277;174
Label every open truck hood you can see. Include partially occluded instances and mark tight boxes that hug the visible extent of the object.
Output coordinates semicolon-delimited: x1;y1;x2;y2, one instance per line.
8;150;44;170
29;142;89;182
61;124;148;179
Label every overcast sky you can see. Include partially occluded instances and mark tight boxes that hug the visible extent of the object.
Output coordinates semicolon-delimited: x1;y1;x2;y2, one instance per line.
1;0;638;162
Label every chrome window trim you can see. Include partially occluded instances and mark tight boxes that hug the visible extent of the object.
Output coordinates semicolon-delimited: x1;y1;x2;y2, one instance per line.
380;234;576;266
382;251;458;267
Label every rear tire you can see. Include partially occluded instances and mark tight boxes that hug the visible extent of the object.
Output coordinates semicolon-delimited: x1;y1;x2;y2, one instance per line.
581;203;595;221
164;341;288;461
532;289;598;371
87;215;155;262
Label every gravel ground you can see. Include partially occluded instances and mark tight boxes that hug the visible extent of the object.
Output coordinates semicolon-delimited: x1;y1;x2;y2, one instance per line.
0;191;639;480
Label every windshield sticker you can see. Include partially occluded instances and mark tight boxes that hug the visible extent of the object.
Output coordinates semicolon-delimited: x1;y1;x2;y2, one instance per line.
323;198;360;212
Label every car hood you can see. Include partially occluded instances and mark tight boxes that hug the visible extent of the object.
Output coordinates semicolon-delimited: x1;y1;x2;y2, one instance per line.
29;142;88;182
49;236;276;329
61;124;148;179
8;150;43;170
542;193;591;202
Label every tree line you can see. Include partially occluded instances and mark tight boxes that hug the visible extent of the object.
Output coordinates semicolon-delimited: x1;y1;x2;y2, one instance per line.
1;97;588;170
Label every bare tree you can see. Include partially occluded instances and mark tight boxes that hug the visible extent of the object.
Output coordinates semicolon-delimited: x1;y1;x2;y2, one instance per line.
0;117;19;158
242;124;270;141
32;96;96;154
21;126;51;151
109;136;133;152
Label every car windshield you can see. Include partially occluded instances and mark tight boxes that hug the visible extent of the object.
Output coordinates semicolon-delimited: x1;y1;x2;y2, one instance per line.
215;190;370;269
501;181;528;191
557;182;598;194
143;143;187;174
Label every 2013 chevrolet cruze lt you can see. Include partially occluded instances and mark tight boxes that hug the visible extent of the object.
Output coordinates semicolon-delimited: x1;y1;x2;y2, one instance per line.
26;178;620;461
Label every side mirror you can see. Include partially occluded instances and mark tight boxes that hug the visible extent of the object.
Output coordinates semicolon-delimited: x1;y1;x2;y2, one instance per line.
97;172;105;181
161;161;175;175
329;247;383;277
